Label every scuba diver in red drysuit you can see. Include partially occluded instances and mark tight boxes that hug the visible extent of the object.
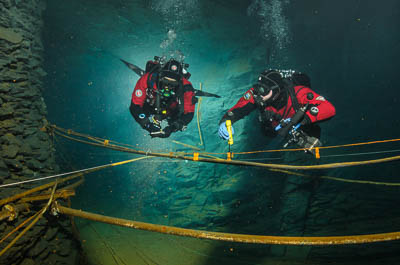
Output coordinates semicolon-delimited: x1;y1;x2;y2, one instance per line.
219;70;336;152
130;58;197;138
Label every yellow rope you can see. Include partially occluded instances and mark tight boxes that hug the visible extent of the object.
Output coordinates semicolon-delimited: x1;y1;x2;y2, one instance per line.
172;140;202;151
51;126;400;171
55;204;400;246
109;156;149;167
207;138;400;155
197;82;204;147
269;169;400;186
0;182;57;257
321;176;400;186
0;211;40;244
50;124;400;158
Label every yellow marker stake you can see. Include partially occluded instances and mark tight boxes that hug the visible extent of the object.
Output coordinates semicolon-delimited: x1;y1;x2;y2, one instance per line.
226;120;234;161
226;120;234;145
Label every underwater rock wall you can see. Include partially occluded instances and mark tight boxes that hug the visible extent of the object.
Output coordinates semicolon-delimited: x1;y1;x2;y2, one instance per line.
0;0;80;264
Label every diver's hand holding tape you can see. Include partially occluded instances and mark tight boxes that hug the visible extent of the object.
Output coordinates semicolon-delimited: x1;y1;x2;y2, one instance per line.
150;126;173;138
140;114;162;134
149;119;187;138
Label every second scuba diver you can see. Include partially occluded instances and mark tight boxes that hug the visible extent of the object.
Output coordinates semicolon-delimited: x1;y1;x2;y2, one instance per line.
129;57;197;138
218;69;336;153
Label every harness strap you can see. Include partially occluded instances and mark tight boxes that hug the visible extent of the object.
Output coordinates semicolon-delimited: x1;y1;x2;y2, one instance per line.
284;79;300;111
282;78;307;119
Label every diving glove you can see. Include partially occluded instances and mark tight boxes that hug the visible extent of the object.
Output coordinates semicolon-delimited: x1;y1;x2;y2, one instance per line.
218;122;234;140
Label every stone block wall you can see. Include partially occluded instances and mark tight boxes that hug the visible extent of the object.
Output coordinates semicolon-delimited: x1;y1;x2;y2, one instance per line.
0;0;80;264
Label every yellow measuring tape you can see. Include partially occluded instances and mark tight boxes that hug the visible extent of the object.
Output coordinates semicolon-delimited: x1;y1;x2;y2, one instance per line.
226;120;234;160
226;120;234;146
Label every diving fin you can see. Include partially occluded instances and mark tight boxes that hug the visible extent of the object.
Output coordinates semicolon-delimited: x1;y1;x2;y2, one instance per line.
120;58;145;76
194;90;221;98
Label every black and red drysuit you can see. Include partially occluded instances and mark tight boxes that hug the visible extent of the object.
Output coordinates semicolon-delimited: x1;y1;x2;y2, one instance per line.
130;72;197;137
220;84;336;138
